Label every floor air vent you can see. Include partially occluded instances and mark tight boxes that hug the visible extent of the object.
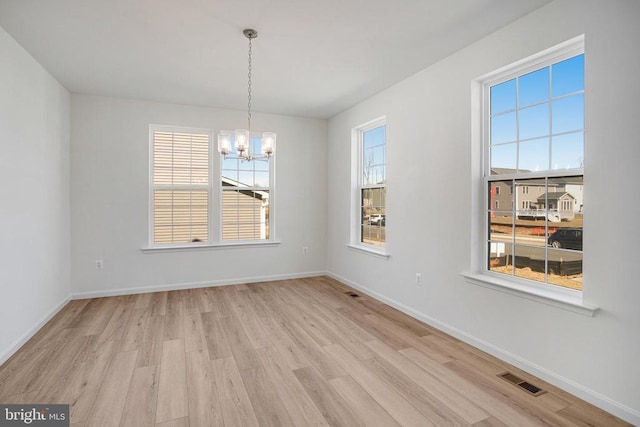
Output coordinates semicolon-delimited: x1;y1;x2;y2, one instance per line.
498;372;546;396
344;291;360;298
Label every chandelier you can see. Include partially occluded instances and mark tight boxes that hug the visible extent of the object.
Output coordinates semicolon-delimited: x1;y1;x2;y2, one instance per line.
217;29;276;161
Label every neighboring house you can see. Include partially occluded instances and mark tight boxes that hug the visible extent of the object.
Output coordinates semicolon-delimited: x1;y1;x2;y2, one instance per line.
489;168;583;220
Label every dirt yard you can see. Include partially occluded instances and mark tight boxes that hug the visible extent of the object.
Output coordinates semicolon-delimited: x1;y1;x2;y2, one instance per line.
491;265;583;291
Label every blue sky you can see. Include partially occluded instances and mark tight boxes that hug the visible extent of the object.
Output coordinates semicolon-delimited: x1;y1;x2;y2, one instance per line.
490;54;584;172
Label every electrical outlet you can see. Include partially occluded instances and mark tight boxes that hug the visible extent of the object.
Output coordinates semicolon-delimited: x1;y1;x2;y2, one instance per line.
415;273;422;286
96;259;104;269
302;246;309;255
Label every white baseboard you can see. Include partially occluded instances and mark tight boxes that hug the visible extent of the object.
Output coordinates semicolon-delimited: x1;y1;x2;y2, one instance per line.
326;271;640;426
71;271;327;300
0;294;72;366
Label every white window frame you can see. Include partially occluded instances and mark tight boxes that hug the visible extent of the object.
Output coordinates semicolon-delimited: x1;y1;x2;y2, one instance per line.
464;36;598;316
348;116;389;258
146;125;278;252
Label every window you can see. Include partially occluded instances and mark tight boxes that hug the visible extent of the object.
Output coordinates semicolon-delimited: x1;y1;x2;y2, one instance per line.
149;125;274;247
483;39;584;292
221;136;271;241
352;118;387;250
151;127;211;244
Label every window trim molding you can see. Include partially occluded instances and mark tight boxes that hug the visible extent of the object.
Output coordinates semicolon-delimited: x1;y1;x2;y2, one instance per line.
467;36;597;312
350;116;389;255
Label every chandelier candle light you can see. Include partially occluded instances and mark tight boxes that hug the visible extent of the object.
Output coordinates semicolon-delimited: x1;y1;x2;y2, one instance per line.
218;29;276;161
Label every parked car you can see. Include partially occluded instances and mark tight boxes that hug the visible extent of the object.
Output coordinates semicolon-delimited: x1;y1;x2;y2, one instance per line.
548;228;582;250
369;214;386;226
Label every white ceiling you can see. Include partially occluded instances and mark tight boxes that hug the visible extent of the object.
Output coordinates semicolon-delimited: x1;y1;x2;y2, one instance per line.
0;0;549;119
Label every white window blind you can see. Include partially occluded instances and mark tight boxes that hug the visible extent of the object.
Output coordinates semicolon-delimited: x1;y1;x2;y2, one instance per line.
151;129;211;244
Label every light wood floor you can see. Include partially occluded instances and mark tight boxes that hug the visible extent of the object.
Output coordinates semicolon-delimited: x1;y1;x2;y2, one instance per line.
0;276;629;426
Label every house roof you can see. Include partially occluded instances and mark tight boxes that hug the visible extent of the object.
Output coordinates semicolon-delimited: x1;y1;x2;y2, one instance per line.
538;192;575;202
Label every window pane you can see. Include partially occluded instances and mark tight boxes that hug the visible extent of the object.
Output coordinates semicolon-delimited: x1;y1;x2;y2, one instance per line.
513;245;546;283
361;187;386;246
488;181;513;210
551;132;583;170
548;175;583;219
254;171;269;188
238;171;254;187
548;248;582;290
222;189;269;241
488;242;513;275
222;169;238;183
518;137;549;173
519;67;549;107
153;190;209;244
363;166;386;185
490;143;517;172
552;94;584;134
491;112;517;144
488;211;513;242
519;103;549;140
491;79;516;114
552;54;584;97
363;125;385;149
515;177;545;215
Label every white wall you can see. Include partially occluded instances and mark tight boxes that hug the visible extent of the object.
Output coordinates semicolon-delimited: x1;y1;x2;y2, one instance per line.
70;95;327;296
0;26;71;363
326;0;640;423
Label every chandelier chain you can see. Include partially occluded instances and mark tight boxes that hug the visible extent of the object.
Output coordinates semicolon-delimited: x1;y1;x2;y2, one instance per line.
247;36;252;133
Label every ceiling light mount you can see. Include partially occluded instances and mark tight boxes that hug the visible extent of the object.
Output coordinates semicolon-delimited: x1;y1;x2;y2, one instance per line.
218;28;275;162
243;29;258;39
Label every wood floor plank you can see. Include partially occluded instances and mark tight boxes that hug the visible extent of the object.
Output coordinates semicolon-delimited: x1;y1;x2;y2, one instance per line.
155;417;189;427
32;334;94;403
200;312;232;360
149;292;168;316
137;315;165;367
183;307;206;352
261;316;312;370
185;349;223;426
120;308;150;352
256;345;328;427
225;288;272;349
101;301;134;331
219;315;261;371
329;375;400;427
155;339;188;424
365;339;488;424
209;287;234;317
86;349;138;427
400;347;550;426
293;366;364;427
279;320;348;380
211;357;259;427
120;365;160;427
364;357;470;425
324;343;432;426
64;340;119;422
239;364;295;427
197;287;215;313
163;301;184;341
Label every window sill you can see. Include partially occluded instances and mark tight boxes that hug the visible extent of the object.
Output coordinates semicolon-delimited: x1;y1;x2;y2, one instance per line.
142;241;281;253
346;244;390;259
461;272;598;317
